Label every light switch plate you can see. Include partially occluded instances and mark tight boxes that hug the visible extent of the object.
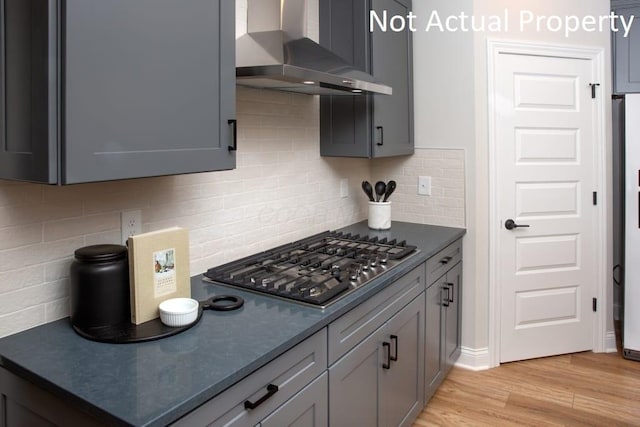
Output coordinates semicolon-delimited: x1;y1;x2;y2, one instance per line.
418;176;431;196
340;178;349;198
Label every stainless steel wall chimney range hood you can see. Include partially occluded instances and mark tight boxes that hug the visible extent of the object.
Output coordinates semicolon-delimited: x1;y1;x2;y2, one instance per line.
236;0;392;95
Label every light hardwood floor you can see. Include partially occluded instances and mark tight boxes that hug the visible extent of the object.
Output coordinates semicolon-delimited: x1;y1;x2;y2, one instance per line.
413;352;640;426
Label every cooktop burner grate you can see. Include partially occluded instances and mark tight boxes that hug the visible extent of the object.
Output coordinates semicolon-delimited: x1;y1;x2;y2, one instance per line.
203;231;418;308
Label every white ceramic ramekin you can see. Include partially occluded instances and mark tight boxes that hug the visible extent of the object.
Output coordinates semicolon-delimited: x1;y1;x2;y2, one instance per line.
158;298;199;327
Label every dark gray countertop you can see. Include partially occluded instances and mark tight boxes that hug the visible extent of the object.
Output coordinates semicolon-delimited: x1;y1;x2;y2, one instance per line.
0;221;464;426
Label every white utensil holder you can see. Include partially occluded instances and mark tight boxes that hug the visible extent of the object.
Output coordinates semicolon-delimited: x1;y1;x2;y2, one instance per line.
368;201;391;230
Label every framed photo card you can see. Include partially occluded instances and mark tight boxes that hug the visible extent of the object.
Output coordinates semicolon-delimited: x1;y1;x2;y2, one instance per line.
128;227;190;325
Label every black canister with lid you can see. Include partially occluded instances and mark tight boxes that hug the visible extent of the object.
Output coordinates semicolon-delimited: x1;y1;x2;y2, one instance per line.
70;244;130;329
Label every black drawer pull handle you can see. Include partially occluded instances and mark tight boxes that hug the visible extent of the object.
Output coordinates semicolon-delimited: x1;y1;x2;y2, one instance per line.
244;384;279;410
376;126;384;146
442;286;450;307
440;256;452;265
390;335;398;362
446;283;454;303
228;119;238;152
382;342;391;369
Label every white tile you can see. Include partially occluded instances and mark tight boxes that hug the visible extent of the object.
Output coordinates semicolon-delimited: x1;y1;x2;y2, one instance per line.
0;306;45;339
0;266;44;294
44;212;120;242
0;280;68;316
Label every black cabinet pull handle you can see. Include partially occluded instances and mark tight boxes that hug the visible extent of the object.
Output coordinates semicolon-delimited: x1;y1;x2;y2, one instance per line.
390;335;398;362
446;283;454;303
442;286;450;307
440;256;452;265
505;219;529;230
244;384;279;410
376;126;384;146
382;342;391;369
228;119;238;152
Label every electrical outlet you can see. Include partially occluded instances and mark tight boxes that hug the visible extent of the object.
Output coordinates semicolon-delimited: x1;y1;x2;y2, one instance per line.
418;176;431;196
121;210;142;245
340;178;349;198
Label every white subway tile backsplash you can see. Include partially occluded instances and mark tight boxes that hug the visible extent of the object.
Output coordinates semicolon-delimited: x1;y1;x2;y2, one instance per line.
0;238;84;274
0;183;42;207
45;297;70;322
0;266;44;294
0;280;68;316
43;212;120;242
0;224;42;250
44;260;73;282
0;306;45;338
373;148;466;229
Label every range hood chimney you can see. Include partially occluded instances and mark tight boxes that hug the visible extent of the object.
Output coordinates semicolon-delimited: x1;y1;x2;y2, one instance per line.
236;0;392;96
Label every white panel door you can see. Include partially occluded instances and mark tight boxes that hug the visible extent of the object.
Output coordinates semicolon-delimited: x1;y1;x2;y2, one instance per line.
495;52;597;363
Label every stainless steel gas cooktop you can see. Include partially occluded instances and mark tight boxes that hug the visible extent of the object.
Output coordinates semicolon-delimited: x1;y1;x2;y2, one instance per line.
203;231;418;308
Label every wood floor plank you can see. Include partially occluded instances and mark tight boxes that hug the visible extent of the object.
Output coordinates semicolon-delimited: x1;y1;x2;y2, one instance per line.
413;351;640;427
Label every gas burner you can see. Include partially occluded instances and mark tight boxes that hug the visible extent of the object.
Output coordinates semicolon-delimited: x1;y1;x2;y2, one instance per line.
203;231;418;308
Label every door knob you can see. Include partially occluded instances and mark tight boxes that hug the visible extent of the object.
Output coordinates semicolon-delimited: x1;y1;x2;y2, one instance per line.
505;219;530;230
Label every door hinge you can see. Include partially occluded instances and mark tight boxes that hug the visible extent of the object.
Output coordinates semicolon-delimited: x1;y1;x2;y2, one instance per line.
589;83;600;99
593;298;597;312
593;192;597;206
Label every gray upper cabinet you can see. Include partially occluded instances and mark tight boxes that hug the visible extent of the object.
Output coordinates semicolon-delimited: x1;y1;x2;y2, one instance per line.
319;0;414;158
613;4;640;93
0;0;236;184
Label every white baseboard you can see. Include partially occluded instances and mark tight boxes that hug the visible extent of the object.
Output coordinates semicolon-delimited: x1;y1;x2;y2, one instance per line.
454;346;490;371
605;331;618;353
455;337;618;369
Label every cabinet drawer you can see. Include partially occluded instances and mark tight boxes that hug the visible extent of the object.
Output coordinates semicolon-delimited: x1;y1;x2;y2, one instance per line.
172;329;327;427
260;372;328;427
327;264;425;365
426;239;462;286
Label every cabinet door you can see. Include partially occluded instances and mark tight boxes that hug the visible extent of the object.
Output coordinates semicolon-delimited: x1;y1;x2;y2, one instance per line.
424;279;444;402
370;0;413;157
62;0;236;183
381;295;424;427
444;262;462;370
329;327;384;426
318;0;371;158
319;0;413;158
260;374;328;427
613;6;640;93
0;0;58;183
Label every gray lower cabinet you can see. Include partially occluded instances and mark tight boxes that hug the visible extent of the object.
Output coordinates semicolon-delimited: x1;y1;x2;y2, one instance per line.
0;367;103;427
329;295;425;427
424;240;463;403
259;373;328;427
319;0;413;158
0;0;236;184
613;5;640;93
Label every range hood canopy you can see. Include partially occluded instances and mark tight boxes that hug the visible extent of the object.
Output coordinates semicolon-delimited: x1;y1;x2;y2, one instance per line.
236;0;392;96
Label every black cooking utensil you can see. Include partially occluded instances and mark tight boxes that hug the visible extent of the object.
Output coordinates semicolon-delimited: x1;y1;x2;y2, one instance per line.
374;181;386;202
383;180;396;202
362;181;375;202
